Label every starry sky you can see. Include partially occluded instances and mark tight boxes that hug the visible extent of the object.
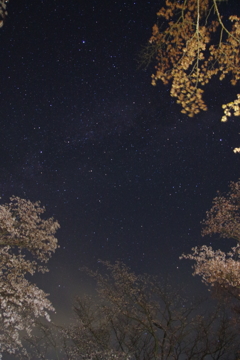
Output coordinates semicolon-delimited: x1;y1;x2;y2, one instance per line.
1;0;240;320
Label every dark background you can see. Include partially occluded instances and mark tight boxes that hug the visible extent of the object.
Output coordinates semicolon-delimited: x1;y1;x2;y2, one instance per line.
0;0;240;322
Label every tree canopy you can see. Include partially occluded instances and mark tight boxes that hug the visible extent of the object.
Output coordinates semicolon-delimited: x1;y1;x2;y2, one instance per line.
22;261;240;359
143;0;240;120
181;180;240;307
0;196;60;356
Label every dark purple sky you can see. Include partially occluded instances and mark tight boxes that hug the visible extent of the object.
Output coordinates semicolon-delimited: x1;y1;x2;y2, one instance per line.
0;0;240;320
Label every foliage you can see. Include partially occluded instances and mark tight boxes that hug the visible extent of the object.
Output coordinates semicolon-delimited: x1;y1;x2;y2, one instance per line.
21;261;240;359
181;180;240;300
143;0;240;119
0;0;8;28
0;196;60;356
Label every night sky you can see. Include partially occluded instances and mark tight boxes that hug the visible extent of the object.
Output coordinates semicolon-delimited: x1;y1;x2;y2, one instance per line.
1;0;240;321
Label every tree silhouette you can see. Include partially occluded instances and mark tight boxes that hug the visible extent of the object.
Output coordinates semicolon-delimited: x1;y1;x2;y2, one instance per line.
22;261;240;359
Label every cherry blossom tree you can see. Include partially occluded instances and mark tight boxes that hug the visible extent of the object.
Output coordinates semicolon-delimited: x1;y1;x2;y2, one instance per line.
22;261;240;359
181;180;240;302
0;196;60;357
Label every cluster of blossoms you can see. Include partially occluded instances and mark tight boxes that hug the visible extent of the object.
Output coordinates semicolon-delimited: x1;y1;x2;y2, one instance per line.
148;0;240;118
0;196;60;355
181;180;240;295
201;180;240;242
221;94;240;123
181;245;240;290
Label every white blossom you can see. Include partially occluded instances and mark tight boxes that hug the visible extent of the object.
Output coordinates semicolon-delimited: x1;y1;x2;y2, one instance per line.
0;196;59;356
181;180;240;297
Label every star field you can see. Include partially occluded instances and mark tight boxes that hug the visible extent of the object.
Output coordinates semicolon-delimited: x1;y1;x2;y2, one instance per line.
0;0;240;319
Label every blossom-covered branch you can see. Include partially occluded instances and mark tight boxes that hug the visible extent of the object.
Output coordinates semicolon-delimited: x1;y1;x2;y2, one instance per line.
181;180;240;298
0;196;60;356
142;0;240;119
